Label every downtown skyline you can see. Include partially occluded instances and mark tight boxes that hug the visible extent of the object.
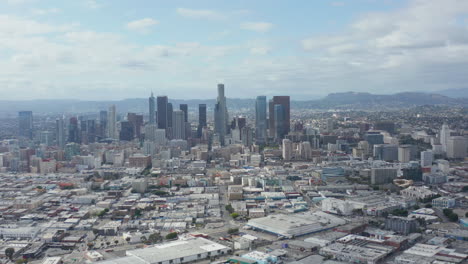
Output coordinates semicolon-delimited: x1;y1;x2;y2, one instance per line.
1;0;468;100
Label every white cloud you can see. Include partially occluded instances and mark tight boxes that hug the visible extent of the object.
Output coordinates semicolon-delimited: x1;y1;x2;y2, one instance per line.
125;18;159;33
240;22;273;33
176;8;226;20
84;0;102;10
31;8;61;15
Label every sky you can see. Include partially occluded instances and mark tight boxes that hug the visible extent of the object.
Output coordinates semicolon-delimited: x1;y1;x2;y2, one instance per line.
1;0;468;100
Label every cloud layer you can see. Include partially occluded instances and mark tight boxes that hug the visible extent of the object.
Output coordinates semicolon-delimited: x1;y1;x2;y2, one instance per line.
0;0;468;100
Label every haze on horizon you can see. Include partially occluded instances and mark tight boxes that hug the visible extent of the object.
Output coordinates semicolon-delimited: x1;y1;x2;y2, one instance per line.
1;0;468;100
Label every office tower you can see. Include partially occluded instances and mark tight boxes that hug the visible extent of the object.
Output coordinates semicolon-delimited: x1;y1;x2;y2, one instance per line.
371;168;397;185
144;124;166;144
420;150;433;167
99;110;108;139
167;103;173;127
374;121;396;134
198;104;207;138
282;139;293;161
214;84;229;145
86;119;96;143
299;141;312;160
149;92;156;124
364;133;384;145
446;136;468;159
56;118;65;149
18;111;33;139
157;96;168;129
326;118;334;133
119;121;134;141
180;104;188;123
398;145;412;163
242;126;253;147
268;96;290;140
107;105;117;139
440;123;450;152
128;113;143;139
172;110;185;140
68;117;80;143
373;144;398;161
274;104;286;140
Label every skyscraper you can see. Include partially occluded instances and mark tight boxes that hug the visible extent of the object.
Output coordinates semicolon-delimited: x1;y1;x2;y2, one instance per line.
172;110;186;140
157;96;168;129
255;96;267;144
214;84;229;145
107;105;117;139
274;104;286;140
268;96;290;140
167;102;173;128
119;121;134;141
180;104;188;123
128;113;143;139
56;118;65;148
440;123;450;152
149;92;156;124
18;111;33;139
99;110;107;139
68;117;80;143
198;104;207;138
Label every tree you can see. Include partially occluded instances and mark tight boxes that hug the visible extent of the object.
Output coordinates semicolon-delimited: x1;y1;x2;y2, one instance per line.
165;232;178;240
106;241;111;246
148;233;162;244
230;212;239;219
413;205;420;210
465;212;468;217
126;237;131;242
227;228;239;235
87;242;94;249
5;248;14;260
448;213;459;222
114;240;119;245
225;204;234;214
425;204;432;208
140;236;147;243
462;185;468;192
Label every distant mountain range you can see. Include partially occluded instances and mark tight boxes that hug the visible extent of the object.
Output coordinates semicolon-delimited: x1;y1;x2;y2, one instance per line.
0;90;466;115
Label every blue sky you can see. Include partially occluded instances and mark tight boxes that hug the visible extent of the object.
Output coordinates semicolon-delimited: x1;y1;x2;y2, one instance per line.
1;0;468;100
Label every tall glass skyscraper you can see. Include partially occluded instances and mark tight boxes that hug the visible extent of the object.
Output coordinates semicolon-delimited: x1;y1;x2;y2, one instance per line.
268;96;290;141
157;96;168;129
198;104;207;138
255;96;267;144
18;111;33;139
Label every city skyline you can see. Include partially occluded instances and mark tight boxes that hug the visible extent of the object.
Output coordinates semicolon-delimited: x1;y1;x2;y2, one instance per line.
1;0;468;100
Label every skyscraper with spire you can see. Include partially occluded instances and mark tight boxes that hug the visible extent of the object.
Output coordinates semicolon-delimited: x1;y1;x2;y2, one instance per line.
214;84;229;145
149;92;155;124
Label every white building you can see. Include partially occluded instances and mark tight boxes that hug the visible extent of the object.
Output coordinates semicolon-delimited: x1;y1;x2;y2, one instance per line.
420;151;433;167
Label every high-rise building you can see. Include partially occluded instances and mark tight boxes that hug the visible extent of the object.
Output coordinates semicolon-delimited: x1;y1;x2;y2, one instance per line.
446;136;467;159
398;146;412;163
99;110;108;139
56;118;65;148
149;92;156;124
68;117;80;143
128;113;143;139
371;168;397;185
255;96;267;144
172;110;186;140
274;104;286;140
107;105;117;139
282;139;293;161
198;104;207;138
214;84;229;145
157;96;168;129
326;118;334;133
439;123;450;152
374;121;396;134
268;96;290;140
167;102;173;128
18;111;33;139
180;104;188;123
119;121;134;141
420;150;433;167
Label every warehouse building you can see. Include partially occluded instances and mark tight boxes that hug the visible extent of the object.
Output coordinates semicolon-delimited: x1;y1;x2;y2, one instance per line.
246;211;346;238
